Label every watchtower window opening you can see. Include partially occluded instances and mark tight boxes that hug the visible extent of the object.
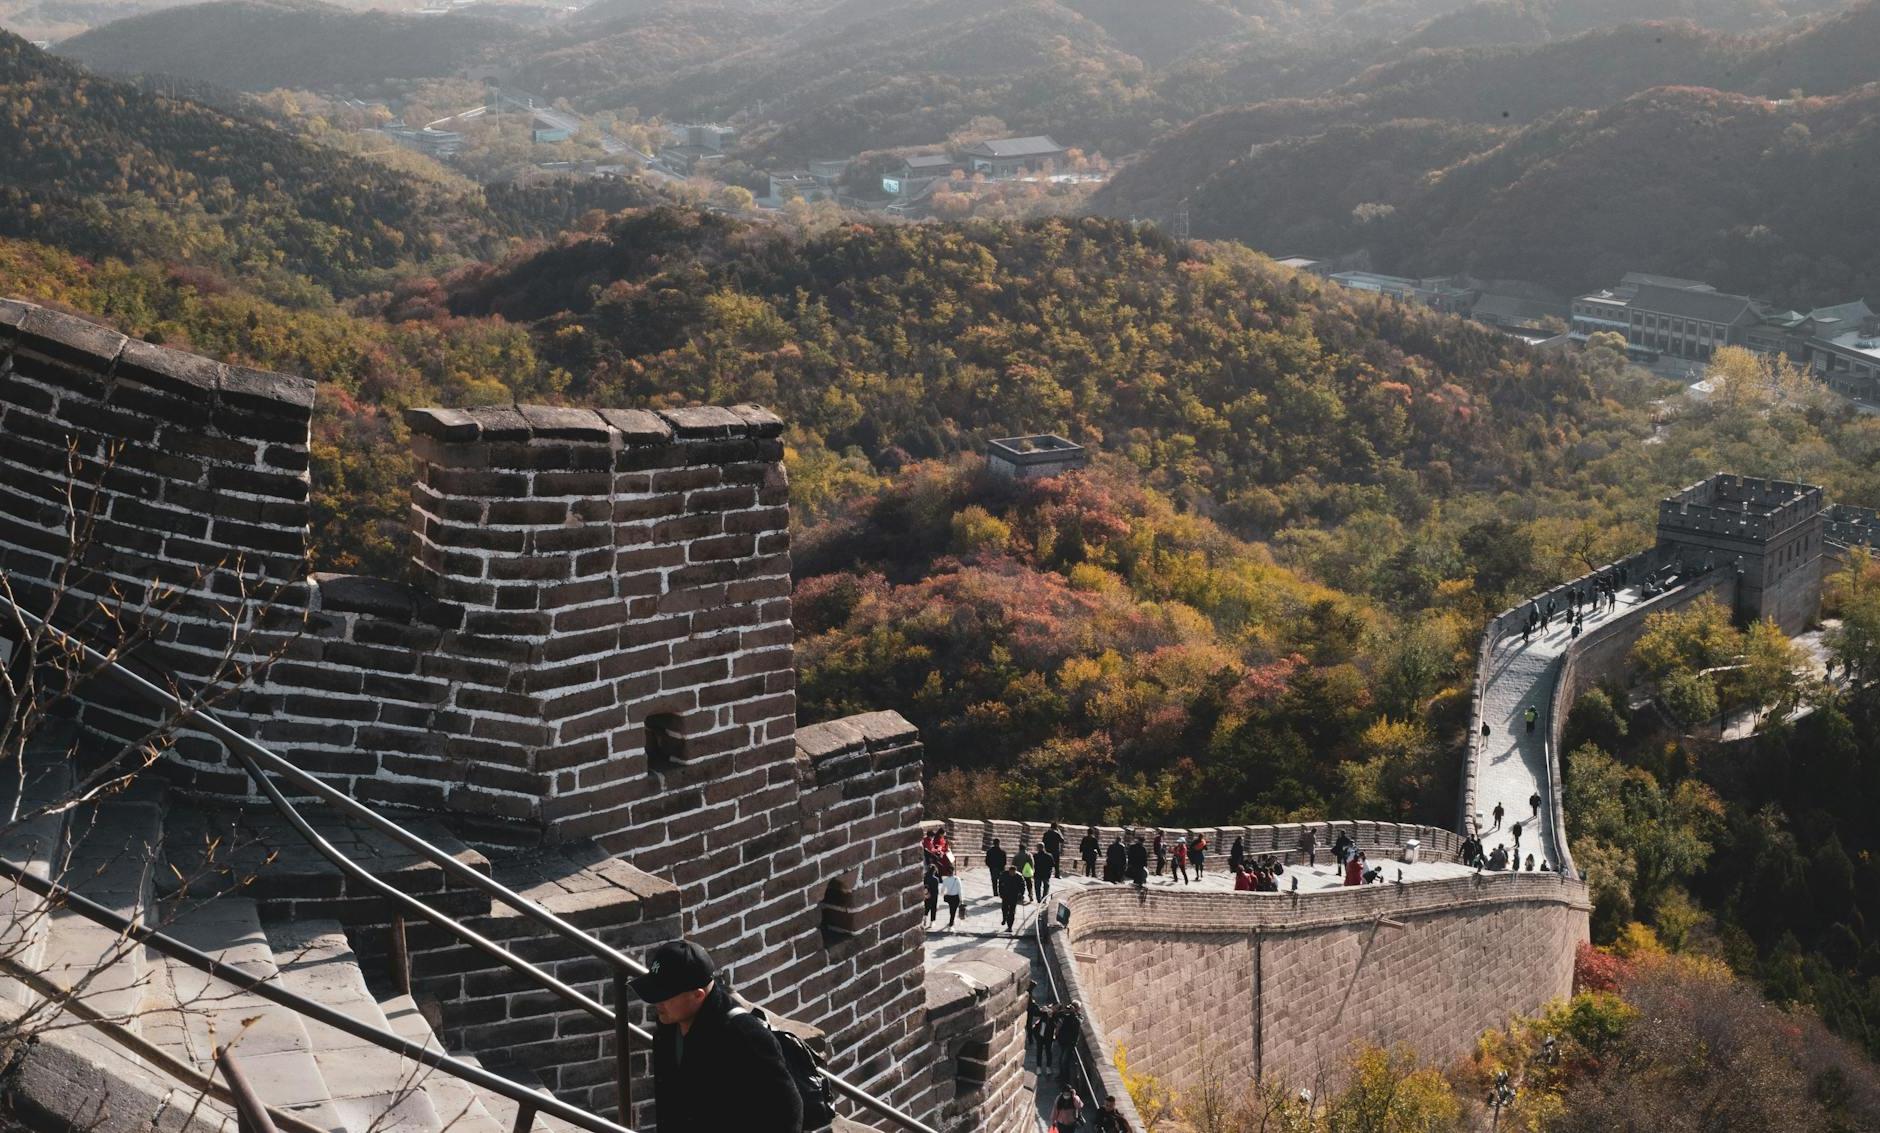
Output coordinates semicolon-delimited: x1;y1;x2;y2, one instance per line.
821;878;859;943
646;713;685;773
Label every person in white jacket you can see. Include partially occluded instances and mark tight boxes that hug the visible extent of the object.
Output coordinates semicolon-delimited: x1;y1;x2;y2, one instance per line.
940;871;963;928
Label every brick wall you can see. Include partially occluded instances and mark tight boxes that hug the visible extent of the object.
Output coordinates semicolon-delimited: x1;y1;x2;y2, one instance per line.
1056;875;1589;1099
914;948;1034;1133
0;300;315;790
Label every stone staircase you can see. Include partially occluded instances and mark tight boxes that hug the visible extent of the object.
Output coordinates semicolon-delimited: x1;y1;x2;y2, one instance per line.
0;764;611;1133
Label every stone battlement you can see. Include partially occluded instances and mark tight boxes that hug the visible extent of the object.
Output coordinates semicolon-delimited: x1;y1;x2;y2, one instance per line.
1657;472;1823;542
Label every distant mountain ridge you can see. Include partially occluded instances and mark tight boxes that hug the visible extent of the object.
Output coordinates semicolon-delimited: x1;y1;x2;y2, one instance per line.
1093;1;1880;302
58;0;520;90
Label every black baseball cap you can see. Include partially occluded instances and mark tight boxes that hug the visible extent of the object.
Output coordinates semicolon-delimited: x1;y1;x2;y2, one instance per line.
630;940;717;1004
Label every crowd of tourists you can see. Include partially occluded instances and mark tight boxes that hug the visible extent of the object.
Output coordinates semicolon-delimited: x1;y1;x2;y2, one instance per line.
1457;794;1553;873
1518;568;1627;646
921;822;1419;936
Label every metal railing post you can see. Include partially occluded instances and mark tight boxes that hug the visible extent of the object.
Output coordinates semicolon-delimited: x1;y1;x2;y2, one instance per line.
614;970;633;1123
217;1046;280;1133
390;913;412;996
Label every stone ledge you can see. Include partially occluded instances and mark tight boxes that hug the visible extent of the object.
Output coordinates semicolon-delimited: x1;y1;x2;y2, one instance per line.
795;710;920;762
1;298;315;419
405;403;785;446
1057;873;1592;941
311;573;464;628
925;946;1030;1025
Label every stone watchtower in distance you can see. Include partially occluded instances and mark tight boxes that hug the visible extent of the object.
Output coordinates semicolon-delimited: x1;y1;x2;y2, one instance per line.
1656;473;1826;634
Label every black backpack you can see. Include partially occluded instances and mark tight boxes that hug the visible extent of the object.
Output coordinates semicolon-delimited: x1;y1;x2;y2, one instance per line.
730;1005;838;1126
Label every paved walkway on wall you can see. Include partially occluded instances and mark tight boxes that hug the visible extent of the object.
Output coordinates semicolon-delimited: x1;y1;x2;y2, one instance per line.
1473;585;1658;870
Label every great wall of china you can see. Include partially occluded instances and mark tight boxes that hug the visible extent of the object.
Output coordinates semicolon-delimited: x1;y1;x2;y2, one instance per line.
0;296;1861;1131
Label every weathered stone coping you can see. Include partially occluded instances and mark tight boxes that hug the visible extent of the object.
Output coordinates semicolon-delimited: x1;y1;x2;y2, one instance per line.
1053;869;1590;938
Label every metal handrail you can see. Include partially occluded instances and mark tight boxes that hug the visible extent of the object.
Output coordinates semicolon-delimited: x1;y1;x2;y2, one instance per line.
234;748;631;1031
1;596;941;1133
0;855;636;1133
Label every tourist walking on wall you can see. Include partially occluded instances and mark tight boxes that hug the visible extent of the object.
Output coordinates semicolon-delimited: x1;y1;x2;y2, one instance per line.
1015;845;1034;902
1105;837;1127;884
999;864;1025;934
1021;856;1036;905
1171;837;1189;883
1055;1009;1083;1077
1510;821;1523;863
1127;835;1149;889
1081;827;1100;878
631;940;805;1133
1228;835;1245;874
986;839;1007;893
1037;1004;1060;1072
1529;792;1541;818
1152;831;1166;876
1298;827;1318;867
1524;705;1538;734
941;871;963;927
923;861;940;925
1034;846;1055;902
1051;1086;1084;1132
1491;802;1505;831
1095;1096;1132;1133
1332;829;1354;871
1188;833;1208;877
1044;823;1066;878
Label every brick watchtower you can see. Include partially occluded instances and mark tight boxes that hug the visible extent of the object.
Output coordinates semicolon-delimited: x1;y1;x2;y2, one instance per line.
1655;473;1826;634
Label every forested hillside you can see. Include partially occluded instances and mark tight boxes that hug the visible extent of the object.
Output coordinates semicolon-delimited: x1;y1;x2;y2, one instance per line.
58;0;517;90
0;34;653;296
1098;2;1880;302
444;210;1644;538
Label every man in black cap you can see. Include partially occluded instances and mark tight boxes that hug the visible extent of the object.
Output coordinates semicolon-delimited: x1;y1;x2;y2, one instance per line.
631;940;804;1132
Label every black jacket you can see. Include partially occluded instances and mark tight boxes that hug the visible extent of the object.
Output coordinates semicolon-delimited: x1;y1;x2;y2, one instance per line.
999;870;1027;904
1081;834;1100;861
651;981;804;1133
986;844;1007;873
1126;842;1148;873
1043;829;1065;857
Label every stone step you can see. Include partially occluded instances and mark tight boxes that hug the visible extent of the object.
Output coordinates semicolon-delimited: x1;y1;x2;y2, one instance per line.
161;802;495;926
39;796;163;1028
267;920;444;1133
379;993;506;1133
143;896;347;1132
458;1052;580;1133
0;730;73;1006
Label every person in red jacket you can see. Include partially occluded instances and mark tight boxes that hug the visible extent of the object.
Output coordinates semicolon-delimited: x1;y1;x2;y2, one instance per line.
1344;850;1365;887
